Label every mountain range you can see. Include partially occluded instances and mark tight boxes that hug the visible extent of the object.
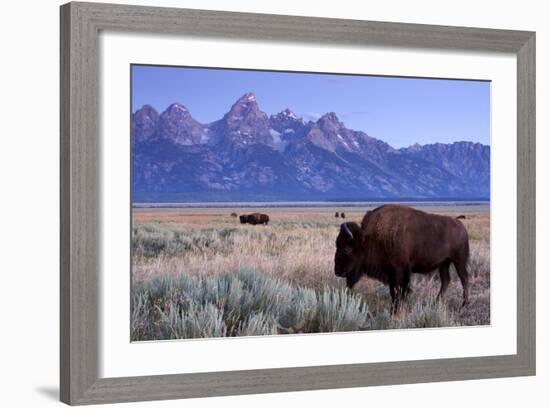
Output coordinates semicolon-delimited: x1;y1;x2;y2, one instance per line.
132;92;490;202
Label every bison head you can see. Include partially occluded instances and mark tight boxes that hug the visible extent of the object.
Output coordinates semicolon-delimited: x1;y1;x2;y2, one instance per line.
334;222;364;287
239;215;247;224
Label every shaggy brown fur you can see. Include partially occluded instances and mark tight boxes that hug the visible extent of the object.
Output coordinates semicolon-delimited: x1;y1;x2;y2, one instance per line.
239;213;269;225
335;205;470;311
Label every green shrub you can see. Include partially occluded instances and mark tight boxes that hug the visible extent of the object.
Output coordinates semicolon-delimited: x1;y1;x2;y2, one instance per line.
317;288;369;332
131;269;371;340
132;224;283;258
236;312;279;336
132;224;241;258
393;301;453;329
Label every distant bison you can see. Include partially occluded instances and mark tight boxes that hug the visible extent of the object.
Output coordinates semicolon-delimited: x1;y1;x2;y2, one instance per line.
230;212;238;217
239;213;269;225
335;212;340;218
334;205;470;311
340;212;346;219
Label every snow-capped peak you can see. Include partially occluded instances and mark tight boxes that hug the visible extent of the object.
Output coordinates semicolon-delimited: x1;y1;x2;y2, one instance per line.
282;109;297;119
236;92;257;103
168;102;188;112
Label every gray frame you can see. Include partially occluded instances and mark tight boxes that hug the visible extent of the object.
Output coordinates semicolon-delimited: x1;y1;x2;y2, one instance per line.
60;1;536;405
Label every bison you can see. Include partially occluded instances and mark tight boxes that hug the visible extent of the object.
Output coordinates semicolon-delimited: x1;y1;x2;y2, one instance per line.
340;212;346;219
334;205;469;311
230;212;238;217
335;212;340;218
239;213;269;225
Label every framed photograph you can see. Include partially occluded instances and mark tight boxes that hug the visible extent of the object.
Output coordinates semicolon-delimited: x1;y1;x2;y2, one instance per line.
60;1;535;405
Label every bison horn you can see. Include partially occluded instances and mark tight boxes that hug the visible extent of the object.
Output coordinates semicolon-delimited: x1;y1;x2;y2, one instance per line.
341;223;353;239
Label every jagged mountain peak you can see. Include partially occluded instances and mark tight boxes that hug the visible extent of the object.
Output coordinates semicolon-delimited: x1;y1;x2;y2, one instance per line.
304;112;362;153
270;108;304;125
402;140;487;153
132;97;490;201
271;107;303;121
155;102;205;146
163;102;192;116
282;108;297;116
215;92;272;145
135;104;159;115
225;92;265;120
277;108;300;119
167;101;187;109
318;112;342;126
269;108;308;148
312;112;347;140
132;105;160;143
239;92;257;102
229;92;260;112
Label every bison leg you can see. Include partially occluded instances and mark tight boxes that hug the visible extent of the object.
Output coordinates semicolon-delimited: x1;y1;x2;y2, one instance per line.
436;260;451;303
400;269;412;299
389;280;397;313
345;272;361;289
455;261;469;308
388;274;402;315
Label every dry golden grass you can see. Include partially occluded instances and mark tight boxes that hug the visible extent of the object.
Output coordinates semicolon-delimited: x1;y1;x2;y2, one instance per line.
132;207;490;333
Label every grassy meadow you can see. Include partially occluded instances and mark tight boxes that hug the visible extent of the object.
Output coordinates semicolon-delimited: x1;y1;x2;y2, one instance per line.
131;206;490;341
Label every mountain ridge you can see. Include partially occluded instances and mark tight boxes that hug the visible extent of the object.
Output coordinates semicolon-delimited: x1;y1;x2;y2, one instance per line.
132;92;490;202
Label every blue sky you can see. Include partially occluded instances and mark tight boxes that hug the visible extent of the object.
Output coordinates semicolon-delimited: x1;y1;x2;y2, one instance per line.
131;65;490;148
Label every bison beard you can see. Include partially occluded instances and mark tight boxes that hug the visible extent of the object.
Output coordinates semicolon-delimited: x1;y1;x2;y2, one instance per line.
334;205;470;312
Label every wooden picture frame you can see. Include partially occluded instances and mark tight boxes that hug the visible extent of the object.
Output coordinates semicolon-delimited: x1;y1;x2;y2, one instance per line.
60;2;535;405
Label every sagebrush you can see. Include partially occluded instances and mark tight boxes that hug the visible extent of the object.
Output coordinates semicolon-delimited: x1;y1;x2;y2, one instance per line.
131;209;490;340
